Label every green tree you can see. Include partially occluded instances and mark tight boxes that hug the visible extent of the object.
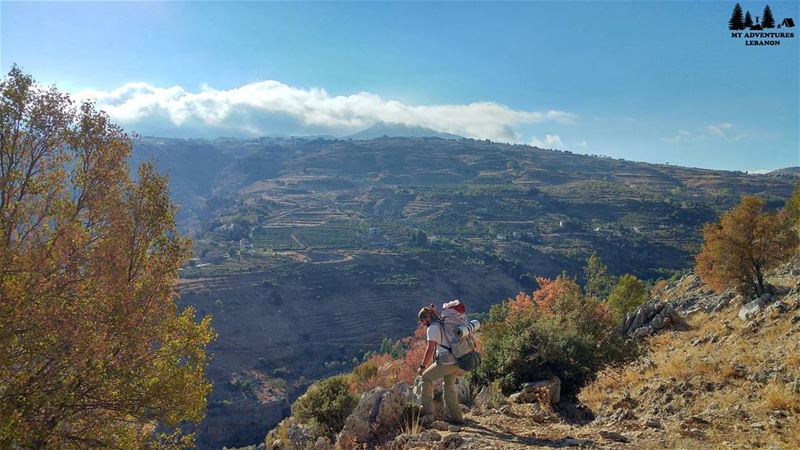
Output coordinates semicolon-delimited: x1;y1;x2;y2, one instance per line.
0;67;215;449
761;5;775;28
696;196;799;297
785;181;800;226
291;375;357;439
729;3;745;30
607;274;648;322
583;252;614;300
409;229;428;247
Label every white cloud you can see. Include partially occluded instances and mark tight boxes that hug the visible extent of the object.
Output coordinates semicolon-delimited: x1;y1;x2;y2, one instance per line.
664;122;749;143
75;80;575;141
528;134;564;149
704;122;733;138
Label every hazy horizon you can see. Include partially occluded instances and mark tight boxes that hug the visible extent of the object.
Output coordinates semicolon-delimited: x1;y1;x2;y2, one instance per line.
2;1;798;171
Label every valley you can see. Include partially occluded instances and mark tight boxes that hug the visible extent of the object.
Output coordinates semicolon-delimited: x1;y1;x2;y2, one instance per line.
134;136;798;448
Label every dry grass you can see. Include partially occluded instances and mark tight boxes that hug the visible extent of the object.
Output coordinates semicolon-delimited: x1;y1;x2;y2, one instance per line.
785;352;800;371
399;404;423;437
579;296;800;449
763;381;800;413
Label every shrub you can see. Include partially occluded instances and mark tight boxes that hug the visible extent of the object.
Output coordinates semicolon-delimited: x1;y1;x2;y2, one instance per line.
696;195;798;297
347;334;425;395
607;274;648;322
291;375;357;438
583;252;615;300
786;180;800;227
471;274;629;395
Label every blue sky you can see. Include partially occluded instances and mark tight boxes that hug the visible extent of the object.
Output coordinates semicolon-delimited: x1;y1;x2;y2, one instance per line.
2;1;798;171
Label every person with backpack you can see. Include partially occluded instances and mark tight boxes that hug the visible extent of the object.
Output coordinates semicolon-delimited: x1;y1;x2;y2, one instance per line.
416;300;480;424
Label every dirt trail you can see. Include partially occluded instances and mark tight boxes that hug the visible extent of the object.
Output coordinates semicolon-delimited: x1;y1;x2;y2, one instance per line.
432;403;663;449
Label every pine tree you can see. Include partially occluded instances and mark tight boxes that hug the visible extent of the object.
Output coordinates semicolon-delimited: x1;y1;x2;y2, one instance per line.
744;11;754;28
729;3;745;30
583;252;614;301
761;5;775;28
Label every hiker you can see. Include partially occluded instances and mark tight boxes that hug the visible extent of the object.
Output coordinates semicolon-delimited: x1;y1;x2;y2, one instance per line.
416;304;465;423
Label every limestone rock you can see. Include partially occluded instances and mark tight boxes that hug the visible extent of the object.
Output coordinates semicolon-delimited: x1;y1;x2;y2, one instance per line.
510;376;561;405
440;434;464;449
393;430;443;449
622;299;680;338
265;417;314;450
739;298;765;321
337;382;411;446
599;430;629;442
430;421;450;431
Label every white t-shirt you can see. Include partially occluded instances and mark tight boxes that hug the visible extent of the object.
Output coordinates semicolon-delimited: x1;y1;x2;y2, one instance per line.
427;323;456;365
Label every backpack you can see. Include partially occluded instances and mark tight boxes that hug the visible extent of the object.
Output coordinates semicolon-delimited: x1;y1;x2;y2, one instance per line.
436;301;482;371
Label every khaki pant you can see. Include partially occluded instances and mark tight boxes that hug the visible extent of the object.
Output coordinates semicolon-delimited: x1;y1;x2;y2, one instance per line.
421;361;463;422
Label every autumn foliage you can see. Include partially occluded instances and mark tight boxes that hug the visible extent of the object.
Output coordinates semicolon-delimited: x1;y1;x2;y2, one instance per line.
472;274;627;394
348;327;427;395
696;195;798;297
0;67;214;448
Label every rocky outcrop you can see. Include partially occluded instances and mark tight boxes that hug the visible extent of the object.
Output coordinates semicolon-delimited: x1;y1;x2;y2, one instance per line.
264;417;314;450
336;382;411;447
622;274;742;338
509;376;561;405
621;299;681;339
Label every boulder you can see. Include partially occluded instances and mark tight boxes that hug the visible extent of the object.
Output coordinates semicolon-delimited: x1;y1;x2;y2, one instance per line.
738;298;764;321
265;417;314;450
391;430;442;449
430;421;450;431
599;430;629;443
509;376;561;405
474;386;492;408
524;377;561;404
337;382;411;446
622;300;680;338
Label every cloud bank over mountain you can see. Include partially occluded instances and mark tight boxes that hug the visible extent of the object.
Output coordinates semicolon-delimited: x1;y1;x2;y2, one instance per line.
75;80;575;141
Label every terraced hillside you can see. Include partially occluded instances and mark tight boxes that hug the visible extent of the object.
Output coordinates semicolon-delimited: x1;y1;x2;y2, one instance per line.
133;136;798;448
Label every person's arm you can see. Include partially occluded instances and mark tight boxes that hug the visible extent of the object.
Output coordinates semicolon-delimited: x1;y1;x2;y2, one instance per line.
418;341;437;375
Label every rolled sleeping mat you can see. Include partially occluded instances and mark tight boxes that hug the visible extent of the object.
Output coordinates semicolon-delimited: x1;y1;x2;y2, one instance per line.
454;320;481;338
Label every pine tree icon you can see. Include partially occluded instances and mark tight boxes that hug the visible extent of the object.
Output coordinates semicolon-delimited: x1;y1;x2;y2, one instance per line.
729;3;746;30
744;11;754;28
761;5;775;28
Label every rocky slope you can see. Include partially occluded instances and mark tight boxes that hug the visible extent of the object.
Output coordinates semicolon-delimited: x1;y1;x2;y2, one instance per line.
244;260;800;450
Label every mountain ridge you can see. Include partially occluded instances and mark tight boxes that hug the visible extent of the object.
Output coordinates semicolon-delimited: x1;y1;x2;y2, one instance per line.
131;136;796;448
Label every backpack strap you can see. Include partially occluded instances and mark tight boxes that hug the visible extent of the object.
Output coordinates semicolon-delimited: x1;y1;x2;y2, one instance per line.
436;320;454;355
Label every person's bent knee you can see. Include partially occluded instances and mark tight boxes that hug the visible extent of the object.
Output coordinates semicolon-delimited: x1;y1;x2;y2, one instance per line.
421;365;439;382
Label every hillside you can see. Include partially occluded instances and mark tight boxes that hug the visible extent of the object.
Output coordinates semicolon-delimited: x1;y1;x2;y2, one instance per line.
241;261;799;450
132;137;797;448
442;263;800;449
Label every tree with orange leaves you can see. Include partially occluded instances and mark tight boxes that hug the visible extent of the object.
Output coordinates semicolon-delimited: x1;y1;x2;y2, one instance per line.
696;195;798;297
0;67;214;449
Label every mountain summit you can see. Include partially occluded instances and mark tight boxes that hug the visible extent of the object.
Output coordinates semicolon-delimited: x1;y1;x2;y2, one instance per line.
346;121;463;140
